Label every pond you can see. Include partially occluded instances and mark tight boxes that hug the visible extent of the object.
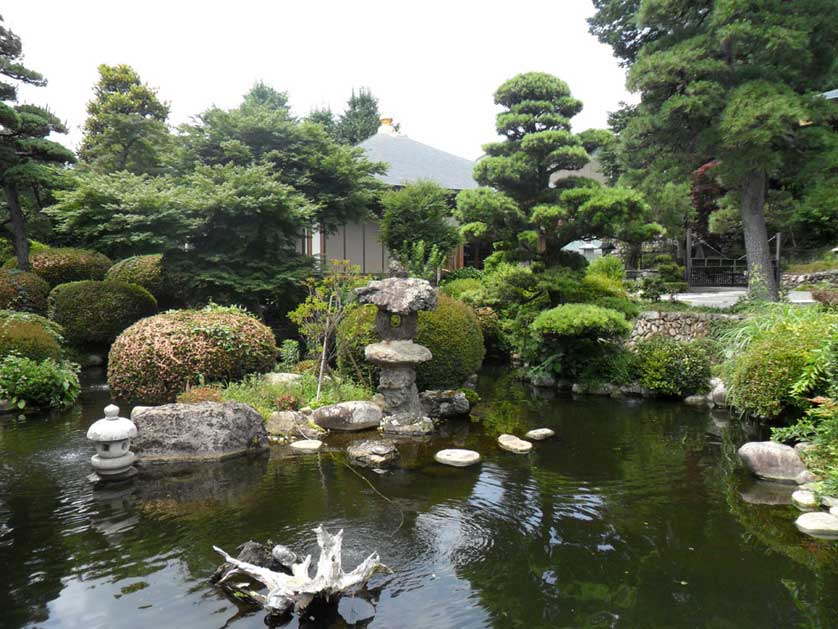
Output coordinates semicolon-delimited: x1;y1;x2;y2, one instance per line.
1;368;836;628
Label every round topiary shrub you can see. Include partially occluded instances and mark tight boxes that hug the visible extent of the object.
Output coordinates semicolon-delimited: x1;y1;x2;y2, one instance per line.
634;336;711;398
337;293;486;390
48;280;158;347
106;254;175;306
0;269;50;314
108;309;278;404
3;247;112;287
0;318;62;361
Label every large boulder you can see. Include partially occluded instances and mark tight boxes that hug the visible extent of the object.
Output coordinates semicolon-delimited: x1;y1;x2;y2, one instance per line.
738;441;809;484
311;401;382;431
132;402;268;462
266;410;325;440
420;390;470;418
347;440;399;469
709;378;727;407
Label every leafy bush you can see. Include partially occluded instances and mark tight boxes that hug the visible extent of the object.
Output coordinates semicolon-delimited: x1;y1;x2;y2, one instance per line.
277;339;300;371
0;239;49;266
532;304;631;339
3;247;112;287
0;269;50;314
586;255;625;281
105;254;176;306
440;278;482;301
0;355;80;410
0;310;65;343
441;267;483;282
48;281;158;347
337;294;486;390
639;275;666;301
458;387;480;406
634;336;711;397
108;309;278;404
0;319;63;361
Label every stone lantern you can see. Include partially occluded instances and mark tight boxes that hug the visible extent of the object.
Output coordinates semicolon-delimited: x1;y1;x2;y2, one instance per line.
86;404;138;482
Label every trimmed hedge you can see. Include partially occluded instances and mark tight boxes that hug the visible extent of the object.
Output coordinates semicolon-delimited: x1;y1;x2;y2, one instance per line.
106;254;175;306
634;336;711;397
48;280;158;347
0;310;65;344
532;303;631;339
0;319;62;361
108;309;278;404
0;269;50;314
337;294;486;390
3;247;112;287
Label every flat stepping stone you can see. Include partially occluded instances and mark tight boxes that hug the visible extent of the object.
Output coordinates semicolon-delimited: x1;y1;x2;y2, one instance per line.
795;511;838;539
435;449;481;467
498;434;532;454
792;489;819;510
831;507;838;516
525;428;555;440
289;439;322;452
821;494;838;508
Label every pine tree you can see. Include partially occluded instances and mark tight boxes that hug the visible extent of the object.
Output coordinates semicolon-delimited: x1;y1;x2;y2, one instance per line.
0;15;75;269
336;87;380;145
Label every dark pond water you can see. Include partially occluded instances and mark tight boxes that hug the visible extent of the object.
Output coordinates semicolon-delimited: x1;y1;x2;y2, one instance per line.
1;368;837;629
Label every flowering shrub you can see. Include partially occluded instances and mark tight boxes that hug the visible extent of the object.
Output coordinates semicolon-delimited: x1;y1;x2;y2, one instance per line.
3;247;112;287
0;269;50;314
108;309;277;404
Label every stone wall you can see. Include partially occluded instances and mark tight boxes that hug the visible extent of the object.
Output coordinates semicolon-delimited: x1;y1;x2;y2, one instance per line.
628;311;739;345
782;269;838;288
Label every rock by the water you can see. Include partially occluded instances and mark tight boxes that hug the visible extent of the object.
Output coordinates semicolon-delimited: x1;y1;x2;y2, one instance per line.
794;442;815;456
347;440;399;468
435;449;481;467
792;489;819;510
420;390;470;418
0;399;13;414
312;401;382;431
498;434;533;454
354;277;437;315
738;480;795;505
796;470;819;485
709;378;727;407
795;511;838;539
264;372;303;386
738;441;808;483
381;415;434;435
365;341;432;365
529;372;556;388
462;374;478;390
289;439;322;452
831;507;838;516
821;495;838;508
132;402;268;462
684;394;709;406
525;428;555;441
131;406;152;420
266;410;325;440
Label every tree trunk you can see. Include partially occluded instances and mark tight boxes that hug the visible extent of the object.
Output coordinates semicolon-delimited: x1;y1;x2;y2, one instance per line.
4;184;30;271
740;168;778;300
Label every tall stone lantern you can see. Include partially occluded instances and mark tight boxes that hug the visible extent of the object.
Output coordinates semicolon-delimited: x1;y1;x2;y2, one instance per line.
87;404;138;482
355;262;437;435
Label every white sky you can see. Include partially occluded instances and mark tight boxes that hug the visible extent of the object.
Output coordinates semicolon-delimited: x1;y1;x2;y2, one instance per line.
5;0;634;161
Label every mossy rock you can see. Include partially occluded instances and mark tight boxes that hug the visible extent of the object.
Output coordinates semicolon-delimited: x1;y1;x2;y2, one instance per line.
48;280;158;347
108;309;278;404
0;269;50;314
337;293;485;390
4;247;112;287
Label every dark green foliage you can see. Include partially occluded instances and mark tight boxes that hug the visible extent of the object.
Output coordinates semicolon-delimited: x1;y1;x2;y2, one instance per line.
336;87;380;145
105;254;176;306
78;64;170;174
634;336;711;397
107;308;278;404
0;318;62;361
380;180;461;254
0;354;80;410
48;280;158;347
337;294;486;390
441;266;484;282
0;269;50;314
3;247;112;287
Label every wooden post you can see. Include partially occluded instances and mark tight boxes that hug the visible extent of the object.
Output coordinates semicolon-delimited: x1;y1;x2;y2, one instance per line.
685;229;693;285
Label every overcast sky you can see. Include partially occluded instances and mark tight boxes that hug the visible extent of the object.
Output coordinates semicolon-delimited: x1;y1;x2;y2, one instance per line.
5;0;634;161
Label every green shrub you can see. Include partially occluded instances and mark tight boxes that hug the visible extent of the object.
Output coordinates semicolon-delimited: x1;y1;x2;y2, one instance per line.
634;336;711;397
440;278;482;301
591;295;640;319
458;387;480;406
586;255;625;281
3;247;112;287
442;267;483;282
0;239;49;266
639;276;666;301
48;281;158;347
337;294;486;390
0;355;80;410
0;319;63;361
108;309;278;404
532;303;631;339
0;269;50;314
105;254;176;306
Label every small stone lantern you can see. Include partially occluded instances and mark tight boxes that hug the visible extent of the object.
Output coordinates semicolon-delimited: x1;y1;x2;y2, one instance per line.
86;404;138;482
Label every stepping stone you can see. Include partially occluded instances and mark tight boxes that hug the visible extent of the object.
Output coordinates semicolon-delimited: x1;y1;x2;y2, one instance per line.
792;489;819;510
795;511;838;539
525;428;555;441
289;439;322;452
821;494;838;508
498;434;532;454
434;449;481;467
831;507;838;516
347;440;399;469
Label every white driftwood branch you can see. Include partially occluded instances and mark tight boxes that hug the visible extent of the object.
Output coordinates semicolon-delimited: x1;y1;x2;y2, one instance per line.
213;524;390;614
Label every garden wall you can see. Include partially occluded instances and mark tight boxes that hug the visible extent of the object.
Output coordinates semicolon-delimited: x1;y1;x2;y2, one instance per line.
628;311;738;346
782;270;838;288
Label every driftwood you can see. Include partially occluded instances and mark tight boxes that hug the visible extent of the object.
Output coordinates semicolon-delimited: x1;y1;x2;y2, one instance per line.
213;525;390;615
